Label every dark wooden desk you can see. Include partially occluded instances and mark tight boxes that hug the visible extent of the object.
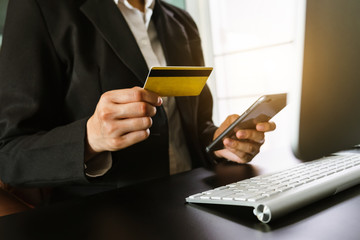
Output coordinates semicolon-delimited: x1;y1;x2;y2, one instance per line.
1;147;360;240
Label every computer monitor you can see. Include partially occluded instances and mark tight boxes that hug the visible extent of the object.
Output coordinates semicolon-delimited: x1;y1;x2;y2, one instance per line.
291;0;360;161
0;0;9;47
0;0;8;33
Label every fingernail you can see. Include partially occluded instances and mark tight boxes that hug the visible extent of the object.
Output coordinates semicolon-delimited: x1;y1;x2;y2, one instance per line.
225;139;235;147
238;130;246;138
257;124;265;131
158;97;163;105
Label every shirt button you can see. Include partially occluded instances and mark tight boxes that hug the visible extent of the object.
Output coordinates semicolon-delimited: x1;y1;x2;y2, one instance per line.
141;39;148;45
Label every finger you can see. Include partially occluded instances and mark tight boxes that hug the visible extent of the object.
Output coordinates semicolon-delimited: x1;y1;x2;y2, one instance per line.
231;153;255;164
213;114;240;140
102;87;162;106
256;121;276;132
226;114;240;124
102;117;153;137
122;129;152;147
224;138;261;157
108;129;151;151
214;148;254;164
236;129;265;144
111;102;157;119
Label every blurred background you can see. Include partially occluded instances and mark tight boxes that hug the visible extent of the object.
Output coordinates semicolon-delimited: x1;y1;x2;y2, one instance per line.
0;0;307;153
0;0;7;46
171;0;306;153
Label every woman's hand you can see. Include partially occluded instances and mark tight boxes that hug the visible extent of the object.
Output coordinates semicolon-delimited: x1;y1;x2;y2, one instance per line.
213;114;276;164
85;87;162;161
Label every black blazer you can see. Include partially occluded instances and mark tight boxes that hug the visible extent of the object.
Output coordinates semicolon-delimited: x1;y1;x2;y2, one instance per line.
0;0;217;191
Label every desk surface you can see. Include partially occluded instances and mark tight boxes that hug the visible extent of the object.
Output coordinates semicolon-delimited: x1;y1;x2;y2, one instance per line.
1;147;360;240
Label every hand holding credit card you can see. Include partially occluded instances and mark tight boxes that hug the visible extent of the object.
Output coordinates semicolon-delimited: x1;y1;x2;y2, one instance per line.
143;66;213;96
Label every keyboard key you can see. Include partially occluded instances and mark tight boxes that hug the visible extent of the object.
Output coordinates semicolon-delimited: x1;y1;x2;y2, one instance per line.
188;193;204;199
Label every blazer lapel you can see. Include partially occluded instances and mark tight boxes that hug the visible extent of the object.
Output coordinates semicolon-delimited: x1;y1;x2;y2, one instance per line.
80;0;149;83
152;1;198;128
152;1;192;66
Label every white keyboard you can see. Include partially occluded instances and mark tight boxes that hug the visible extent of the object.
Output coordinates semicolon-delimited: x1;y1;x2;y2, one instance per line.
186;153;360;223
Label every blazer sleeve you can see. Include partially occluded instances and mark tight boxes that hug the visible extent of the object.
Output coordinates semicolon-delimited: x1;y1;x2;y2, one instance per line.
0;0;89;187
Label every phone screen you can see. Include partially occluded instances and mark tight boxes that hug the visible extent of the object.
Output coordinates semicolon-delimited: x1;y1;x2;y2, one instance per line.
206;93;287;152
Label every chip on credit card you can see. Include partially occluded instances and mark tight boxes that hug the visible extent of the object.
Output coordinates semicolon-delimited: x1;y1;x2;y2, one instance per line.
143;66;213;96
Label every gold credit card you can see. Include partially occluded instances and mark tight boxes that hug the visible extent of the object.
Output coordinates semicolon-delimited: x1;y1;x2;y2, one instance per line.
143;66;213;96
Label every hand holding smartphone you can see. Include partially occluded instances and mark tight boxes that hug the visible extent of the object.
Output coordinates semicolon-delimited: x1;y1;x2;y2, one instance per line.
206;93;287;152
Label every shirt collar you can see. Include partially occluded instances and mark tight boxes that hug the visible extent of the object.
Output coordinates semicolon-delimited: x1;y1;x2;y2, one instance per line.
114;0;155;11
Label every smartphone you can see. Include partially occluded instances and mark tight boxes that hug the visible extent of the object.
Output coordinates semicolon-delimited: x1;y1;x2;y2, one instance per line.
206;93;287;152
